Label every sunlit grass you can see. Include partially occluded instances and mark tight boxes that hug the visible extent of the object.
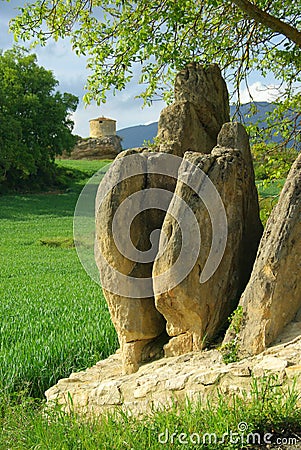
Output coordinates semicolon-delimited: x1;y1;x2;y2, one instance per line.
0;160;117;397
0;160;296;449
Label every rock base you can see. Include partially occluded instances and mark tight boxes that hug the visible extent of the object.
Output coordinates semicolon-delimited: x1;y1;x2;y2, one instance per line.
46;323;301;417
59;135;122;160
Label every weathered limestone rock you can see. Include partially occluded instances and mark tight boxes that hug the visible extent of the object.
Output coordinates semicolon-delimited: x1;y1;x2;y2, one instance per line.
95;64;231;374
45;334;301;417
60;135;122;160
153;123;263;356
95;149;178;374
95;67;261;372
225;152;301;357
157;63;230;156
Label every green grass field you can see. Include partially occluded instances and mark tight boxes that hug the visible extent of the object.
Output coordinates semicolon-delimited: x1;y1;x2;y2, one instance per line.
1;161;299;449
0;160;117;397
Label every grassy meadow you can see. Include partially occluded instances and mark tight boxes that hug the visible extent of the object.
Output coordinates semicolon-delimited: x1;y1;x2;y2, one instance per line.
0;159;299;449
0;160;118;398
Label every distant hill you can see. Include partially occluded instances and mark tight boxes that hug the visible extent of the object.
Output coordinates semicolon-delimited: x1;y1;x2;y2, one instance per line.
118;102;278;150
118;122;158;150
230;101;275;124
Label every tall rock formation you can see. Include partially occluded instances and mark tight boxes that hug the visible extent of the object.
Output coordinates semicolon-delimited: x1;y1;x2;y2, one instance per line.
95;63;231;374
95;64;263;373
224;152;301;356
95;149;178;374
157;63;230;156
153;123;263;356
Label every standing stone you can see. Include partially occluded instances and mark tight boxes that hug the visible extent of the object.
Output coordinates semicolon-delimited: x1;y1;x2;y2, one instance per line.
224;152;301;357
156;63;230;157
95;149;178;374
153;123;263;356
95;65;235;372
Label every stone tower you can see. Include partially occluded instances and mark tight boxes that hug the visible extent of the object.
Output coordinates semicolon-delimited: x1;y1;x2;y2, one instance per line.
89;117;116;138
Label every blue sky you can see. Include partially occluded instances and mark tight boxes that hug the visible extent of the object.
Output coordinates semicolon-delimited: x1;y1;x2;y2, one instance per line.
1;0;279;137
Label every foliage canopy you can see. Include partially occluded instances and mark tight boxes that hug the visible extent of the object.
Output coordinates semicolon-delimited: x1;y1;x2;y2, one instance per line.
10;0;301;146
11;0;301;146
252;142;298;182
0;47;78;190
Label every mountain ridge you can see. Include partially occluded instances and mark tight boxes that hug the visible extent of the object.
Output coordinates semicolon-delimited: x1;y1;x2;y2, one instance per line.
117;101;276;150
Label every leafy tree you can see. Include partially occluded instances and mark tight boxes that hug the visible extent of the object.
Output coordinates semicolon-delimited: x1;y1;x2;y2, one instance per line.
0;47;78;190
10;0;301;146
251;142;297;225
252;143;297;182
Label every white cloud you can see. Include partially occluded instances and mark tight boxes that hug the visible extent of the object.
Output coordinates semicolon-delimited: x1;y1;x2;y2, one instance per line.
239;81;283;103
144;119;159;125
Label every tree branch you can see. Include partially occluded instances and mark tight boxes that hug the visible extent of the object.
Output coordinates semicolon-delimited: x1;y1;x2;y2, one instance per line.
232;0;301;47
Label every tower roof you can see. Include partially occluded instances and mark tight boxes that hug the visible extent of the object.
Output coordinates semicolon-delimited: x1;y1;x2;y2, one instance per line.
89;117;116;122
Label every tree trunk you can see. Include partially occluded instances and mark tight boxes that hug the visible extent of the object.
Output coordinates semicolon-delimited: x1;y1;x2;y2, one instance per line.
232;0;301;47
